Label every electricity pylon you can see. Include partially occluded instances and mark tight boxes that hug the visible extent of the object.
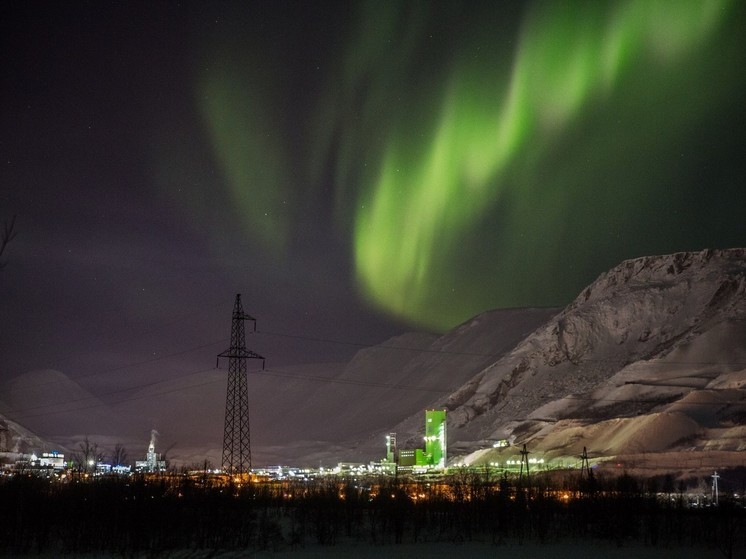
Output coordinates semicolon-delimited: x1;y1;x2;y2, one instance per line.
711;470;720;506
217;294;264;475
519;443;530;484
580;446;592;479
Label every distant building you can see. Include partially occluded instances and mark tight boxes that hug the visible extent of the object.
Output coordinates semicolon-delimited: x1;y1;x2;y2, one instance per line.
385;432;397;463
13;451;65;475
383;410;447;471
39;451;65;471
424;409;447;469
135;430;166;473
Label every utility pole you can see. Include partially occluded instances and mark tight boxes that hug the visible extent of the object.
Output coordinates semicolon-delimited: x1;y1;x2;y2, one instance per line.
519;443;530;484
217;294;264;475
711;470;720;506
580;446;591;479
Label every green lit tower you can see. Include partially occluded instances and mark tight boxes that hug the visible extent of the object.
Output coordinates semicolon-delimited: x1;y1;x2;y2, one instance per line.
388;410;448;471
385;432;397;463
424;409;447;469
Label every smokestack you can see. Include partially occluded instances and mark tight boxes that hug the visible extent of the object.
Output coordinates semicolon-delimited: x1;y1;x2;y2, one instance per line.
149;430;158;453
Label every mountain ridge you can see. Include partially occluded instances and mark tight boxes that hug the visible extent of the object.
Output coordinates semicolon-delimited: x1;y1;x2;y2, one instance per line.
2;248;743;474
421;248;746;467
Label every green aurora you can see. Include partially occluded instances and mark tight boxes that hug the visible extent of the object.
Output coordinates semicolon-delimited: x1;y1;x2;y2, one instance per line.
197;0;746;331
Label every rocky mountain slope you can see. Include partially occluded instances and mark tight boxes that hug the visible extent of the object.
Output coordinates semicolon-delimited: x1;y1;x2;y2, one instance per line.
387;248;746;469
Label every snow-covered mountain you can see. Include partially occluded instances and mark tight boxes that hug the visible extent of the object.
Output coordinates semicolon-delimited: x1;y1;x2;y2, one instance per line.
4;248;743;473
112;307;557;467
0;414;50;456
0;307;557;467
387;248;746;469
0;368;132;463
3;369;129;437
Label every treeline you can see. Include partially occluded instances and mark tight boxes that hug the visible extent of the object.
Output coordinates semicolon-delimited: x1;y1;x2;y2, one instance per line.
0;470;744;557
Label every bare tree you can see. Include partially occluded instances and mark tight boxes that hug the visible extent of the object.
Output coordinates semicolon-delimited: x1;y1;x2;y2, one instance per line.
0;214;17;270
73;435;104;473
110;443;128;467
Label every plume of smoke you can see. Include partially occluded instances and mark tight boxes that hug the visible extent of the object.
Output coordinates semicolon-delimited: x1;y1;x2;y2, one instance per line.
149;429;158;451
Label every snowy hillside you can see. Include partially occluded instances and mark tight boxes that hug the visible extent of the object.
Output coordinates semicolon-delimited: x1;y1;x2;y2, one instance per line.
393;248;746;470
3;369;129;438
0;414;50;457
125;307;556;467
6;248;742;473
0;308;556;467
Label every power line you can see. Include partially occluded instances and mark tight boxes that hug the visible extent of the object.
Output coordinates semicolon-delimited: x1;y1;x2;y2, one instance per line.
5;366;222;422
3;364;458;423
256;329;499;358
19;328;744;399
7;338;229;393
5;321;745;423
50;296;235;367
12;304;746;395
8;360;745;426
256;329;746;366
252;368;457;394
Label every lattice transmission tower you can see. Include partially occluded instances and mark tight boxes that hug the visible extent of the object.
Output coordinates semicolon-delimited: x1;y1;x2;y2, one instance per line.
217;294;264;475
519;443;531;484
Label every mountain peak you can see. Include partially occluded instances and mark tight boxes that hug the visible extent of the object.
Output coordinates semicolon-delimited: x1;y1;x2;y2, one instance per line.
430;248;746;470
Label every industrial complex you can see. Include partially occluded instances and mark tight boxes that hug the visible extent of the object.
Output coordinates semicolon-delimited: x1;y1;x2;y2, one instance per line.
382;409;447;472
1;296;452;478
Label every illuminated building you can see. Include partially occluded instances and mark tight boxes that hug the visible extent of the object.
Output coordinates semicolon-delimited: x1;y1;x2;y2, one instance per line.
383;410;447;471
135;430;166;473
423;409;447;469
386;432;397;463
39;451;65;471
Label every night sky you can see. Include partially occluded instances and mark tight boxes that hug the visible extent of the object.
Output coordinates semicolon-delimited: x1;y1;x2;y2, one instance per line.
2;1;745;399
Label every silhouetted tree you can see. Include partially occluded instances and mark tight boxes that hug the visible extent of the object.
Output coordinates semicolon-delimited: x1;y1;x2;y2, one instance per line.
73;436;103;473
110;443;128;467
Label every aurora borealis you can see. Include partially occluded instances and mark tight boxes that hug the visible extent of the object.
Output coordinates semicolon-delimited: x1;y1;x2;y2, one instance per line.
1;0;745;382
196;0;745;330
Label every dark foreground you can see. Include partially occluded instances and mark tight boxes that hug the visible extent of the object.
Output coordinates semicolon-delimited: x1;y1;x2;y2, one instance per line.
1;470;744;557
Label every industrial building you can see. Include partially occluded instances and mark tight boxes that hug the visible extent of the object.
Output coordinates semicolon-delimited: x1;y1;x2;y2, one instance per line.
383;409;447;471
135;430;166;473
39;451;65;471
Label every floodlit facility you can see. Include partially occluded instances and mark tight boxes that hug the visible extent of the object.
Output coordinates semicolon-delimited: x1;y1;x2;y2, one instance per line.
39;451;65;471
383;409;447;471
135;430;166;473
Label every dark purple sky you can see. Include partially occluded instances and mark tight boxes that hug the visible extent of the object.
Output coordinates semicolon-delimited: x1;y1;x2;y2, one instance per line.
0;2;412;392
2;0;745;408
